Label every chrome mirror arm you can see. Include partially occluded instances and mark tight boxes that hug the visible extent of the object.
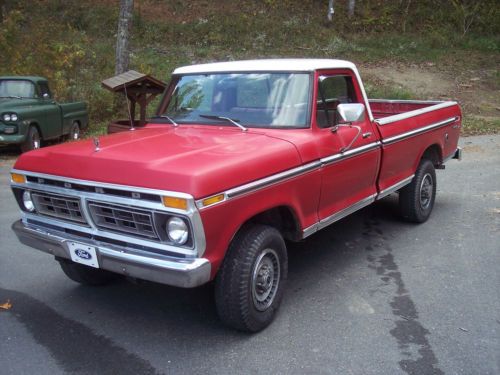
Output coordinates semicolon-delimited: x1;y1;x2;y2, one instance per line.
335;124;362;153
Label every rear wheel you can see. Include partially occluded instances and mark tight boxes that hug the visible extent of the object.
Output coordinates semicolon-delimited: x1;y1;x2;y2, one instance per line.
58;259;118;286
215;225;288;332
21;126;41;152
399;159;437;223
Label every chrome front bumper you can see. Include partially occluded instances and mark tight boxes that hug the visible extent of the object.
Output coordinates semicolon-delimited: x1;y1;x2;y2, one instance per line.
12;220;211;288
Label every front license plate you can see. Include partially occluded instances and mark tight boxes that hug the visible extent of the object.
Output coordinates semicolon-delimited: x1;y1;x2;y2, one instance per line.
68;242;99;268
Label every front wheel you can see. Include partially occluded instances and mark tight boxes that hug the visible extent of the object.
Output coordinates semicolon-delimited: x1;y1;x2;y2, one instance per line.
68;122;81;141
20;126;41;152
399;159;437;223
215;225;288;332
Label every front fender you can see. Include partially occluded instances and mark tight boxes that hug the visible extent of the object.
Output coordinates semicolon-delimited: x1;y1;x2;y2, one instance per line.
198;168;322;278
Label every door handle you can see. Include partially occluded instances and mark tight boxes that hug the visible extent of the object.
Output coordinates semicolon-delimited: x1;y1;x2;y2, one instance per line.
362;132;372;139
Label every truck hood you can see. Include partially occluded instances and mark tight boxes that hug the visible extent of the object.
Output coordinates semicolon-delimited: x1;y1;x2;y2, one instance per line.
14;126;302;198
0;98;39;111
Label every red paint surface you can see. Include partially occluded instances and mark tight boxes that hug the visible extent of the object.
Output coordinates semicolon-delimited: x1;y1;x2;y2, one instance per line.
14;67;461;280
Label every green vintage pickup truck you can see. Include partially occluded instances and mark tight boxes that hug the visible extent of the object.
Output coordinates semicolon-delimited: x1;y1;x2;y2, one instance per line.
0;76;88;152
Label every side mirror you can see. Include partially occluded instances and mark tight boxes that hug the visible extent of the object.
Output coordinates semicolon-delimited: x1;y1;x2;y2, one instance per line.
337;103;365;124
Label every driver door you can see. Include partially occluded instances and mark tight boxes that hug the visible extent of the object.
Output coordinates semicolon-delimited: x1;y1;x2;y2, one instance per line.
314;70;381;224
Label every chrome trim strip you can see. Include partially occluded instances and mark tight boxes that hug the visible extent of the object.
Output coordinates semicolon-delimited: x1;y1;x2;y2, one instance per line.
376;101;458;126
376;175;414;200
197;142;382;209
302;223;317;238
382;117;458;145
369;99;443;105
10;169;194;202
226;161;321;198
320;141;381;166
302;194;377;238
196;160;322;209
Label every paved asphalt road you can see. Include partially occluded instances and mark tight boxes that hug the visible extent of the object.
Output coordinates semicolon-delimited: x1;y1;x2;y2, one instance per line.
0;135;499;375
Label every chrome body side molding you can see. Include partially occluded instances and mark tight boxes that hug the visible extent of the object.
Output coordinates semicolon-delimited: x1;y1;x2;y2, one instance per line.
381;117;458;145
320;141;381;166
197;142;382;209
226;160;322;199
302;194;377;238
376;175;415;200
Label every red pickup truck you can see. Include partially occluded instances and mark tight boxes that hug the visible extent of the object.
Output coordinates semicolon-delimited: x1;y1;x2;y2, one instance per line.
10;59;462;332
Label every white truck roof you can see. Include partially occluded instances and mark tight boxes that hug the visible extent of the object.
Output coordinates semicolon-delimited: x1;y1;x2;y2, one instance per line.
173;59;357;74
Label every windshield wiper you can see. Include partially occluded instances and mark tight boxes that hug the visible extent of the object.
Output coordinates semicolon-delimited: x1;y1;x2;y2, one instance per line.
199;115;247;132
152;114;179;127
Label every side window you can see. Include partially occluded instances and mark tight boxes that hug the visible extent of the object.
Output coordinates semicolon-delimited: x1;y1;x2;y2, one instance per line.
38;82;52;99
316;75;357;128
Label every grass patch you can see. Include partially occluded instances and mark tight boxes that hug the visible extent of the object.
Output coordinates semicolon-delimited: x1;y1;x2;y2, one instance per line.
462;116;500;136
364;82;416;100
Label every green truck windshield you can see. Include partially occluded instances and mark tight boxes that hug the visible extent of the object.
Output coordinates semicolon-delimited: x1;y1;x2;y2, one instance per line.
0;80;36;98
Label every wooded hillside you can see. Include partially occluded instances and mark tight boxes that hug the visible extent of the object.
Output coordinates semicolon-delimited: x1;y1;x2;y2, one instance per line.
0;0;498;135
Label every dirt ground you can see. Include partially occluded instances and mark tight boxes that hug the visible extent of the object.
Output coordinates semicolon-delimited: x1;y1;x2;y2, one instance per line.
360;61;500;121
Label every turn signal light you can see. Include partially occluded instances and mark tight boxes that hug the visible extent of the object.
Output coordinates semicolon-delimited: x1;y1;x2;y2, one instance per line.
11;173;26;184
162;196;188;210
201;194;225;207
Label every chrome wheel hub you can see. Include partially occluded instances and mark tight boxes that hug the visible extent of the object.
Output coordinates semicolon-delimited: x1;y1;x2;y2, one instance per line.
252;248;280;311
419;173;433;209
32;133;40;149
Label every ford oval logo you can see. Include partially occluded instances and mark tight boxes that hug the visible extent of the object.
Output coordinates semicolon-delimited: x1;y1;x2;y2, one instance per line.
74;249;92;260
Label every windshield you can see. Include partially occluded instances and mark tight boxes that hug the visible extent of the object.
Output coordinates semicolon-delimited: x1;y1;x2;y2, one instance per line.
0;80;36;98
160;73;311;128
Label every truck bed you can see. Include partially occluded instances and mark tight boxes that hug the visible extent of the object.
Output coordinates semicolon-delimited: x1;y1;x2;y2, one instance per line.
369;99;461;196
369;99;457;122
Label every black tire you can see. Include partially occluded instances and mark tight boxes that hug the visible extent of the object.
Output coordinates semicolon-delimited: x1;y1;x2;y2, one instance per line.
21;126;41;152
215;225;288;332
58;259;118;286
399;159;437;223
68;121;81;141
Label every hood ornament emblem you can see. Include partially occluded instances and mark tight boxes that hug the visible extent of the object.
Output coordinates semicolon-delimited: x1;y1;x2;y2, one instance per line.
93;137;100;152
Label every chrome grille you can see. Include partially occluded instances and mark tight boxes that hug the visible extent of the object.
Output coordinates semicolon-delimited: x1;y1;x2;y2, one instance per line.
88;202;158;239
31;192;86;224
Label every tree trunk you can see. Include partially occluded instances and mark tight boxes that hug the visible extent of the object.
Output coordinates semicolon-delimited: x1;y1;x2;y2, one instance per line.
348;0;356;18
115;0;134;75
327;0;334;22
0;0;5;23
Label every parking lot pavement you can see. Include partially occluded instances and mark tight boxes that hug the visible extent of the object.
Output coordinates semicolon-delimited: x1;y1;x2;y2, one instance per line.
1;135;499;375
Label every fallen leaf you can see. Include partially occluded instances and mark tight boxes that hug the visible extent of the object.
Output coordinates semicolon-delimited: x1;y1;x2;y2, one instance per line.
0;300;12;310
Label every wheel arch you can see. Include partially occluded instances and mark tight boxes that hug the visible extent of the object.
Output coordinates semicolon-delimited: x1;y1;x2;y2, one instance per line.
29;122;43;139
420;144;442;167
242;205;302;242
